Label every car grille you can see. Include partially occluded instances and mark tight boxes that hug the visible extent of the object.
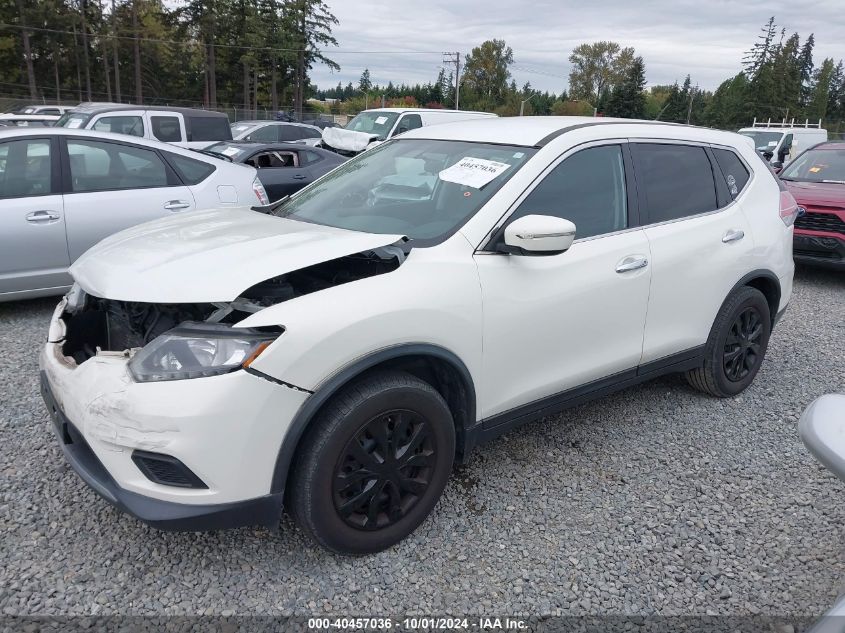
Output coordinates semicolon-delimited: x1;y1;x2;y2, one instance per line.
795;209;845;235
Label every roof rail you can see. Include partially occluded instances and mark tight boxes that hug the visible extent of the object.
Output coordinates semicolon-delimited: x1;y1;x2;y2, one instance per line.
751;117;823;129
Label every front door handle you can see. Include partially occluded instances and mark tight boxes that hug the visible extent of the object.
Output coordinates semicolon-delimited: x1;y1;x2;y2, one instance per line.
722;229;745;243
292;174;307;180
26;210;61;223
616;255;649;273
163;200;191;211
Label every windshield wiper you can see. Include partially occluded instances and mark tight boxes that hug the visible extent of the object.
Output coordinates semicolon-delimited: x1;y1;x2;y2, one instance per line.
191;148;232;162
251;196;289;215
821;179;845;184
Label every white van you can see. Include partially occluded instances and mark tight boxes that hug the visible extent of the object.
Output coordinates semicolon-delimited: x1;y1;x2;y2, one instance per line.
321;108;497;156
738;119;828;168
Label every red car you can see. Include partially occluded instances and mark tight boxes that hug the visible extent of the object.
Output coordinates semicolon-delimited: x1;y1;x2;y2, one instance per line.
779;141;845;270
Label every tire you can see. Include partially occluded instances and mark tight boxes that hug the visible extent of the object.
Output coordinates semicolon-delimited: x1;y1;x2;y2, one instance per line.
287;370;455;555
686;286;771;398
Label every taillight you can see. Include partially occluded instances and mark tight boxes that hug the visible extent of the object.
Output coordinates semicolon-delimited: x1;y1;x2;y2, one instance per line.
779;190;799;226
252;177;269;205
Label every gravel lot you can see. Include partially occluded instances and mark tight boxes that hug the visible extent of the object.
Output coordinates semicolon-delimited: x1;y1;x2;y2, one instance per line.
1;266;844;618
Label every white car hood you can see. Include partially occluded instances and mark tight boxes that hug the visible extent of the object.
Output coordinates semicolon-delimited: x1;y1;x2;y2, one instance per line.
70;208;403;303
321;127;378;152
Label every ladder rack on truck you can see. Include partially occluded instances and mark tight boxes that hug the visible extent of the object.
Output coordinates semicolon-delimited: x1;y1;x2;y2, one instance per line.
752;118;823;129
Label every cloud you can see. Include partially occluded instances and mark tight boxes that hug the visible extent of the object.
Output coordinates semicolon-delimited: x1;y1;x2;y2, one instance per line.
310;0;844;94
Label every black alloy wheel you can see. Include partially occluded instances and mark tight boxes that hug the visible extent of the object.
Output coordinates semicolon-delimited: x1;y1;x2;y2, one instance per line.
333;409;435;530
722;306;764;382
288;370;455;554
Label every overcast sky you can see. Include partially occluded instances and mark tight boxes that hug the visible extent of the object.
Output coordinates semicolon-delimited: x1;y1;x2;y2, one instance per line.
309;0;845;95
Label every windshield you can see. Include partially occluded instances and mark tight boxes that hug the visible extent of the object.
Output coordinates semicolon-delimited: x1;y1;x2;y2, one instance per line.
56;112;91;129
204;142;246;160
345;111;401;141
780;148;845;184
274;139;536;244
739;130;783;152
230;122;259;138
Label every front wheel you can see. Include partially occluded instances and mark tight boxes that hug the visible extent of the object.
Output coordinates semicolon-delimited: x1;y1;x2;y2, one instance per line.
686;286;772;398
288;371;455;555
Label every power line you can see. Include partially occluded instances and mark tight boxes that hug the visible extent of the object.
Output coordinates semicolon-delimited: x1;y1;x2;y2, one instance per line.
0;23;445;55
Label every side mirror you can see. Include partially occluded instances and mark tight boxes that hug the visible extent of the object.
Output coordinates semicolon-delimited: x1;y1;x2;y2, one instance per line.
799;394;845;483
772;161;783;173
502;214;576;255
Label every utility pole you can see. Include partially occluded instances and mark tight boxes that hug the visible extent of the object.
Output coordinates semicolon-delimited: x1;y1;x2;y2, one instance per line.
686;83;699;124
442;51;461;110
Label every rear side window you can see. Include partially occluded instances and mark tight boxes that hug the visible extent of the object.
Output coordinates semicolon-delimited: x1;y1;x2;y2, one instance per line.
509;144;628;240
633;144;718;223
188;116;232;142
300;150;323;165
712;148;750;199
91;115;144;137
151;116;182;143
164;152;216;185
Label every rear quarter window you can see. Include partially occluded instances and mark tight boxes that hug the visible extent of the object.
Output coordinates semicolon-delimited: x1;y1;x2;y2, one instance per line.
712;148;751;199
164;152;216;185
187;116;233;142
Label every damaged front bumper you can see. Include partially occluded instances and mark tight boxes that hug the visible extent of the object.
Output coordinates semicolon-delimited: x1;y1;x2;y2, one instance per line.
39;299;310;531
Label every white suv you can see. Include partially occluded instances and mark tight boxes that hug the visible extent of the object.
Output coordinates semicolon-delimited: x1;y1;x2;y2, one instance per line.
40;117;796;554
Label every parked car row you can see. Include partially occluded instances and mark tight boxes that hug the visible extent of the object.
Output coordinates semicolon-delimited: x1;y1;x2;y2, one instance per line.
0;127;268;301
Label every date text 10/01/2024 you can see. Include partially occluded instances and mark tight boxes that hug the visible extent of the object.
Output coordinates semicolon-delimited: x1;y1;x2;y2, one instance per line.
307;617;528;630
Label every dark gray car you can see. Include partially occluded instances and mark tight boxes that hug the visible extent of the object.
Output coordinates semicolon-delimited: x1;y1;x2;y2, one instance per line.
204;141;346;201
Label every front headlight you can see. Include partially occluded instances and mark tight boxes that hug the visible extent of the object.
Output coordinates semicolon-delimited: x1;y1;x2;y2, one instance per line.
129;322;278;383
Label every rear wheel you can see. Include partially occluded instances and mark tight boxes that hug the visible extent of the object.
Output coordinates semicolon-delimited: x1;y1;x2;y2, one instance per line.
686;286;771;398
288;371;455;554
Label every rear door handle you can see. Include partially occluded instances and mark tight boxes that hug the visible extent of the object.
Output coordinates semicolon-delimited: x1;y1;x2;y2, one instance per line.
163;200;191;211
615;255;649;273
292;174;307;180
722;229;745;243
26;210;61;223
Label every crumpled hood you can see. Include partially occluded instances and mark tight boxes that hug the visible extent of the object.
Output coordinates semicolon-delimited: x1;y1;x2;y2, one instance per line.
321;126;378;152
70;208;403;303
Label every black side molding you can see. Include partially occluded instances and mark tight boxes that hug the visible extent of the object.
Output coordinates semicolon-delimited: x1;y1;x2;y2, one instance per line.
464;347;704;452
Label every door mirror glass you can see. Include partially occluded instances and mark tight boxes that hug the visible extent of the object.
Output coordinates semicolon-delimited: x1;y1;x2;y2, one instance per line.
503;214;576;254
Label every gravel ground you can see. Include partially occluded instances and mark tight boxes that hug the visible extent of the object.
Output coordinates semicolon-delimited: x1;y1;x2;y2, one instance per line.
1;266;844;618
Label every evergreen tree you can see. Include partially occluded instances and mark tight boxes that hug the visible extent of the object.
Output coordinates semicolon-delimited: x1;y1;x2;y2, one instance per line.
605;56;646;119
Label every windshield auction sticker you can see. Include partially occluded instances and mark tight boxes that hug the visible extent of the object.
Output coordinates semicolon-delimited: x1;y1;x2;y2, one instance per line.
439;157;511;189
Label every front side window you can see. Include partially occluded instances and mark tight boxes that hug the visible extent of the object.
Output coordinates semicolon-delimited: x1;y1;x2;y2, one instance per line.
345;111;401;141
633;143;718;223
67;140;169;192
275;139;535;243
151;116;182;142
712;148;751;199
780;148;845;184
0;139;52;198
278;126;307;142
91;115;145;137
507;144;628;240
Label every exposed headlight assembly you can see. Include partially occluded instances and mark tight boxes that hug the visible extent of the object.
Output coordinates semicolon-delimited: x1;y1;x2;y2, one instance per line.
129;322;278;382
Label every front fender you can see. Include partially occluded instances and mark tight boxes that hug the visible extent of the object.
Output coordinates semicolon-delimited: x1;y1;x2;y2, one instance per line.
237;242;483;393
